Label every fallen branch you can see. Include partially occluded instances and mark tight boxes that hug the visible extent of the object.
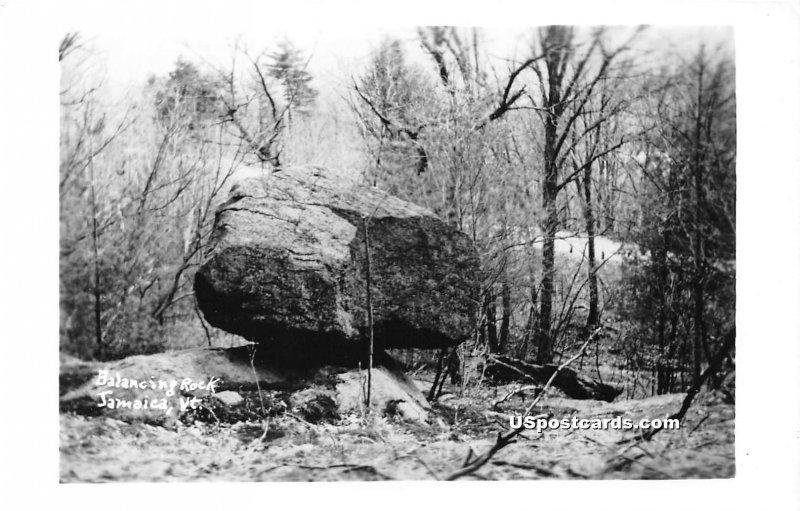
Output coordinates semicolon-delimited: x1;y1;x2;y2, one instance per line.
444;330;601;480
485;331;621;402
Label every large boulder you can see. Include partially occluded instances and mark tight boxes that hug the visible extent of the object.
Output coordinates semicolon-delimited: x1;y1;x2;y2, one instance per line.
195;166;479;362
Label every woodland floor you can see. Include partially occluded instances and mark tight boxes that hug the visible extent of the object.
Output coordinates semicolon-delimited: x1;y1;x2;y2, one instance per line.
60;377;734;482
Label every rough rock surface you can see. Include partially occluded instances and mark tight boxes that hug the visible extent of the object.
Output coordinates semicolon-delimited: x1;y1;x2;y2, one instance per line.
194;165;479;360
213;390;245;407
335;363;428;421
60;348;430;426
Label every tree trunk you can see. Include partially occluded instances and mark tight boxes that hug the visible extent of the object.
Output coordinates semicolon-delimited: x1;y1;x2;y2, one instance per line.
448;347;462;385
499;280;511;354
534;30;567;365
535;109;559;364
485;293;498;353
523;285;538;357
428;348;446;401
89;135;103;360
581;166;599;332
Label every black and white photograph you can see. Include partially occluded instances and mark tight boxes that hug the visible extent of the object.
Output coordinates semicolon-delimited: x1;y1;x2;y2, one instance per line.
1;0;799;507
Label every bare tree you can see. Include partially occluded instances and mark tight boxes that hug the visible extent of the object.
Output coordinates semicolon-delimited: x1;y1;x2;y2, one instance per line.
353;28;543;388
527;26;641;364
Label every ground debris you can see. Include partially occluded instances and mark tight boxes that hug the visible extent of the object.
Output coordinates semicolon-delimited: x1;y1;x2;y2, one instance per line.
60;387;733;482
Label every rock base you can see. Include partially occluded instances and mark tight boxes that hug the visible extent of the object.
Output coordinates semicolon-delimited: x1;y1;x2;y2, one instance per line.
60;347;429;427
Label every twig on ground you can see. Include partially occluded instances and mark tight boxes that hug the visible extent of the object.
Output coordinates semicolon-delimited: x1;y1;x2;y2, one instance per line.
257;418;270;443
409;455;440;480
199;403;221;430
491;460;556;477
284;412;314;426
462;447;475;466
392;453;440;479
262;462;392;480
632;442;656;459
492;385;540;409
340;465;392;479
689;414;710;435
692;439;721;450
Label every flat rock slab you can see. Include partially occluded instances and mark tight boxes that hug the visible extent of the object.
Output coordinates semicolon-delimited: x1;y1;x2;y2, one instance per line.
194;166;479;361
60;348;429;427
